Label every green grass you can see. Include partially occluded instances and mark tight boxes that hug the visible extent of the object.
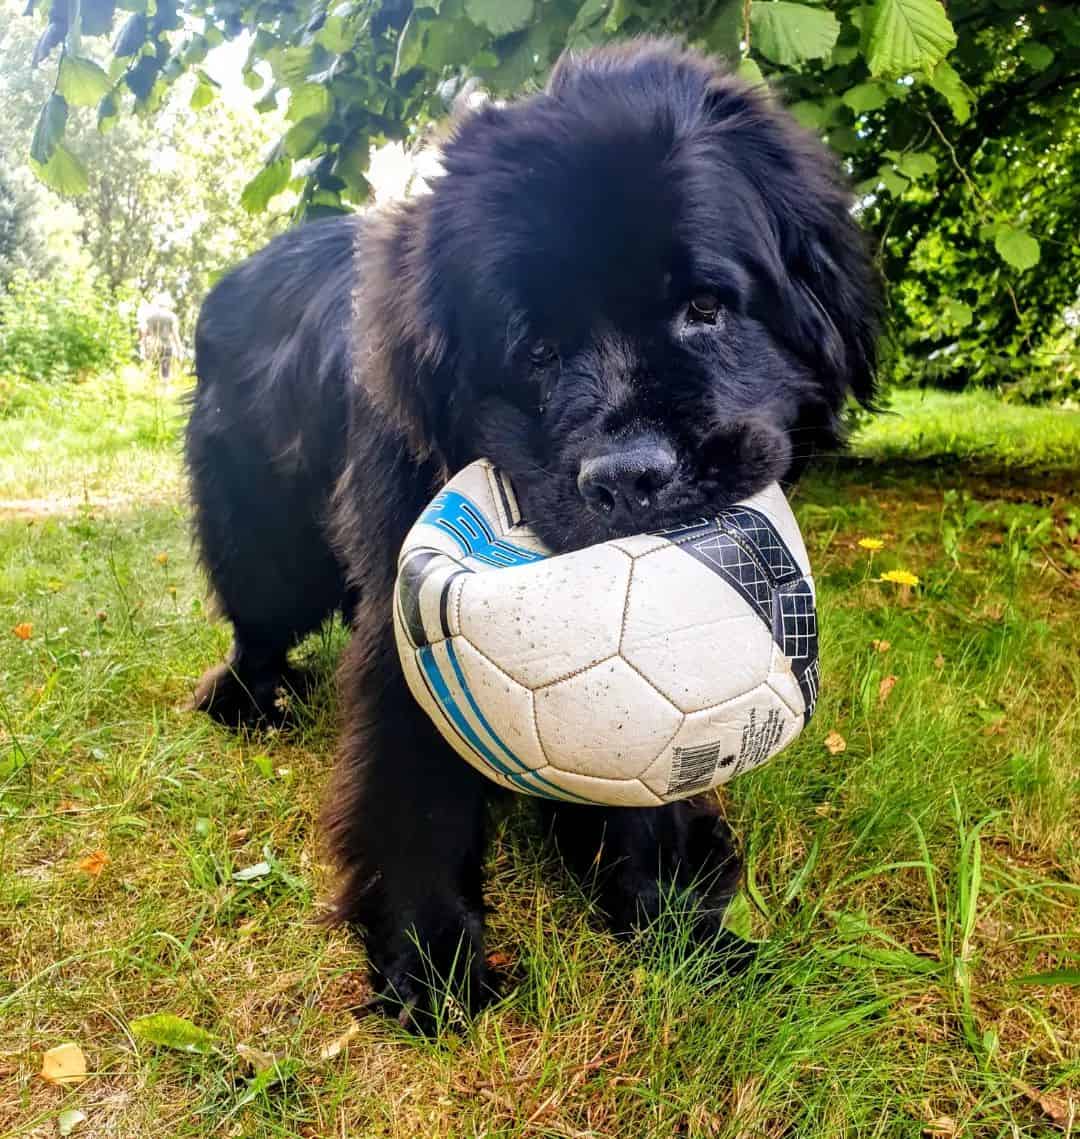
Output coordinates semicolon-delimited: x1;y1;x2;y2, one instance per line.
2;381;1078;1138
854;388;1080;471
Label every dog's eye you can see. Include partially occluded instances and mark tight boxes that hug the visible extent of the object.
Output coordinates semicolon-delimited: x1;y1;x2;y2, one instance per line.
529;340;558;367
687;293;721;325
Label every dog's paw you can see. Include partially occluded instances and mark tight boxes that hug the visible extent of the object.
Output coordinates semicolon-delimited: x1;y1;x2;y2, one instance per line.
189;661;301;728
367;943;497;1035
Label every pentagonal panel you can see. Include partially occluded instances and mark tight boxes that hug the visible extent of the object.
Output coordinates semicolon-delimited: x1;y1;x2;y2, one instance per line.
457;545;631;688
620;545;774;713
534;657;682;779
531;766;665;808
453;636;547;771
639;684;803;800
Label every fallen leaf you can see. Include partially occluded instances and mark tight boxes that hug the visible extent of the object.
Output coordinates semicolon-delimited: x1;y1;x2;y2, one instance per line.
319;1022;361;1061
130;1013;216;1054
982;718;1007;737
871;639;891;653
485;951;513;970
233;860;271;882
154;551;169;566
813;802;833;816
95;610;107;623
236;1042;277;1074
58;1109;87;1136
878;675;898;705
933;653;945;670
40;1043;87;1086
922;1117;957;1137
824;730;847;755
1013;1080;1075;1130
76;850;109;878
12;622;33;640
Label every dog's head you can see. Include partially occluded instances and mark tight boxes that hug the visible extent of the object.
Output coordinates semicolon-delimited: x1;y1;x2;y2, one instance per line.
361;40;881;553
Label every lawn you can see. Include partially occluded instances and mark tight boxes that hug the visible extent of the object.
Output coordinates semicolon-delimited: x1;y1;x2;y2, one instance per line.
1;378;1078;1138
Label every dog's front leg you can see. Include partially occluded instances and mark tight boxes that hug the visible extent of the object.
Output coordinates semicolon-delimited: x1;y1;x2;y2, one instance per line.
322;620;494;1032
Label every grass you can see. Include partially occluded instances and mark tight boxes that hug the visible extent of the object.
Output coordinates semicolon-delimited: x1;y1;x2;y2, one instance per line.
1;380;1078;1138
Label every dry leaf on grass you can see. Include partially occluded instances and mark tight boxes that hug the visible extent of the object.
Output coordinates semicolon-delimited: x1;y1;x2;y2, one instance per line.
236;1043;277;1074
76;850;109;878
871;638;891;653
824;730;847;755
933;653;945;670
319;1022;361;1061
40;1042;87;1086
58;1109;87;1136
878;675;898;705
12;622;33;640
921;1117;957;1137
1013;1080;1076;1130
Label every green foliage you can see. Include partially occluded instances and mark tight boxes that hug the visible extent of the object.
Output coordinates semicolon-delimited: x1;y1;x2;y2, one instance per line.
0;269;133;385
11;0;1079;401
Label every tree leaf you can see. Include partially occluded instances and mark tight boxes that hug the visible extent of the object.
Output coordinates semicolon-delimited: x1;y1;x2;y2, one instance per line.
568;0;609;42
865;0;957;78
1018;41;1053;71
112;11;147;57
130;1013;217;1053
81;0;116;35
926;58;970;123
241;157;291;213
58;56;112;107
286;83;332;123
842;81;889;113
943;300;972;329
31;142;89;196
31;94;68;165
750;2;839;65
465;0;534;37
735;57;766;87
994;226;1040;272
896;150;937;179
283;114;331;159
878;165;909;197
190;79;215;109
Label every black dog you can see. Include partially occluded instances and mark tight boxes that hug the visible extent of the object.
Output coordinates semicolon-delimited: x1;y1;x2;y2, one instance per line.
186;40;880;1026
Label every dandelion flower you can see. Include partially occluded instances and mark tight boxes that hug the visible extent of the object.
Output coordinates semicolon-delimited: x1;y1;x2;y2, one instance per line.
858;538;885;551
879;569;920;587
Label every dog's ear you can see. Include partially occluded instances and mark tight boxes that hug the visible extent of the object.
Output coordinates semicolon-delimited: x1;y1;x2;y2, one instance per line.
352;205;463;469
702;74;883;411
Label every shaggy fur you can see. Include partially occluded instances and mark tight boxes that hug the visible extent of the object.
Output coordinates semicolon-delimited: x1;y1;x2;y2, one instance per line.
186;40;881;1028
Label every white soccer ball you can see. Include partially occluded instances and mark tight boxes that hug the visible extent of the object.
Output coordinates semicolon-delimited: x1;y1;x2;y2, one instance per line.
394;460;818;807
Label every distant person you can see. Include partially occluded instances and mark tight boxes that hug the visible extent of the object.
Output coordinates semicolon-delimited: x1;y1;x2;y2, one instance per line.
138;293;184;383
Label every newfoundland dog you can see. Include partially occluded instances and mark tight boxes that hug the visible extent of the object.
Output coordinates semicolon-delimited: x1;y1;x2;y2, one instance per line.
186;40;880;1028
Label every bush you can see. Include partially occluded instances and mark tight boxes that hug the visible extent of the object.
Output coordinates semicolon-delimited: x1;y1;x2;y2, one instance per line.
0;270;134;385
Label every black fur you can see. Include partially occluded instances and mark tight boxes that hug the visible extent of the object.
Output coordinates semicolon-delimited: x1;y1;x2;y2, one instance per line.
186;41;880;1028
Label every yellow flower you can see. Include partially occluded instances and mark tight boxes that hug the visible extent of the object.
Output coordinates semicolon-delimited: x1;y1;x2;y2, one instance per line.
858;538;885;551
879;569;920;587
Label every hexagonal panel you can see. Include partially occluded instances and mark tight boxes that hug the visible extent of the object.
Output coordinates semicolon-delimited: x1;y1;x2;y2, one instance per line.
765;642;806;719
453;636;547;771
620;545;774;713
458;544;631;688
534;657;682;779
532;766;664;807
639;685;803;799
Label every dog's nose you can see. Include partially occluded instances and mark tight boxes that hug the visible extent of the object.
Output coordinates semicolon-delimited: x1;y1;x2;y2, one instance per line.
578;445;677;525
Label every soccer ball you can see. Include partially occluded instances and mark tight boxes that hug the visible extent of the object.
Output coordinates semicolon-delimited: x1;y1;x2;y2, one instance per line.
394;460;818;807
